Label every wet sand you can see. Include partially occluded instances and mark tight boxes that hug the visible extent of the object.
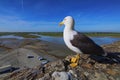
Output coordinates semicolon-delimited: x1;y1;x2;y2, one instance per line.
0;38;73;69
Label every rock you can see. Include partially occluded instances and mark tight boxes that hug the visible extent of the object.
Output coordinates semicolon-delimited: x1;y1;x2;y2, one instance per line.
52;71;71;80
68;70;77;77
102;41;120;52
94;63;107;69
92;72;108;80
106;69;117;75
83;72;89;77
39;71;74;80
44;60;65;73
81;63;92;69
38;73;51;80
41;60;49;65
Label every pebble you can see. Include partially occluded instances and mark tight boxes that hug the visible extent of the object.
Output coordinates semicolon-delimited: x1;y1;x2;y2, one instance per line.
69;70;77;77
52;71;70;80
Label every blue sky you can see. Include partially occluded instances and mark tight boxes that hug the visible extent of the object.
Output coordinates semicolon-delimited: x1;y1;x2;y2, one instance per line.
0;0;120;32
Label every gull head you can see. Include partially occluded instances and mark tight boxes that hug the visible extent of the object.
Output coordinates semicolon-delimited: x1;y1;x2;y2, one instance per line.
59;16;75;29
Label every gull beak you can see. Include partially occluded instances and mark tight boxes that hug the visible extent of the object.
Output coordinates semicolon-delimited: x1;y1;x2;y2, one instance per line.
59;21;64;26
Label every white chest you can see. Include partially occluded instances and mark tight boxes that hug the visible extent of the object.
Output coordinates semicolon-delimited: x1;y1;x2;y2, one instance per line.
63;30;82;54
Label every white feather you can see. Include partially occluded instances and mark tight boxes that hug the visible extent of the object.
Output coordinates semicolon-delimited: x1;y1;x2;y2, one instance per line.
63;27;82;54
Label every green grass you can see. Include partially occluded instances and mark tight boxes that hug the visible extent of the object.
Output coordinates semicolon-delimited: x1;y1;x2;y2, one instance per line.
38;32;120;37
84;32;120;37
37;32;63;37
0;32;40;38
14;32;40;38
0;32;11;36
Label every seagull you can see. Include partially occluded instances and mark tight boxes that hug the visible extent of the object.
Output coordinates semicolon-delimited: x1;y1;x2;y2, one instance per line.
59;16;107;67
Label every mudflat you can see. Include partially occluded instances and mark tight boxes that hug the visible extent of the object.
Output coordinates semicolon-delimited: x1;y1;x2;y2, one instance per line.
0;38;73;69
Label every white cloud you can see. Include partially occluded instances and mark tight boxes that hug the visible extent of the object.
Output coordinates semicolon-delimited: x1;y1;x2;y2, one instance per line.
0;15;58;32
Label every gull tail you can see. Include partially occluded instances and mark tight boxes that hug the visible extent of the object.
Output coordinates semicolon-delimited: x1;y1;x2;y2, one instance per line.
102;51;120;63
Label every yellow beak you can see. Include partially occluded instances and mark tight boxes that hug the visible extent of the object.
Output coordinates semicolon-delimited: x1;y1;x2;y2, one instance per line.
59;21;64;26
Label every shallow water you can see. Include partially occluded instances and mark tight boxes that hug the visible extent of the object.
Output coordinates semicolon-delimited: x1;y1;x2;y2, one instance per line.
0;35;120;45
0;35;24;39
40;36;120;45
91;37;120;45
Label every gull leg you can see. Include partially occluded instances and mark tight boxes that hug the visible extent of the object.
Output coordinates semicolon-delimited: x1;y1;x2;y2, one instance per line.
69;54;80;68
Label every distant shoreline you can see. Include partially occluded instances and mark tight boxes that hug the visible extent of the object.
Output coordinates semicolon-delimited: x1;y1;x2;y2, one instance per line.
0;32;120;38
